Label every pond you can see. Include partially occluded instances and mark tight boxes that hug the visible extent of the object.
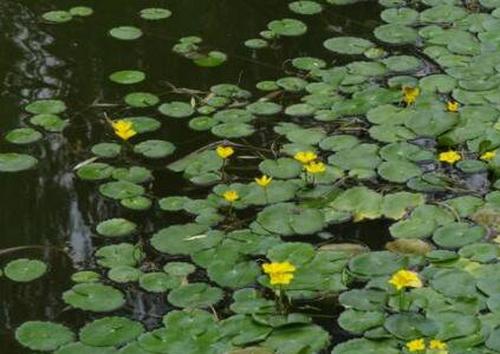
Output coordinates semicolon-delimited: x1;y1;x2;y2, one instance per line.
1;0;500;353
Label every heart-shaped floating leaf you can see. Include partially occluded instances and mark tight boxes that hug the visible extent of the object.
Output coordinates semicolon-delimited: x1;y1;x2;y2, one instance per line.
167;283;223;308
96;218;137;238
323;36;374;55
139;272;181;293
109;70;145;84
109;26;143;40
62;283;125;312
79;317;144;347
139;8;172;20
267;18;307;37
16;321;74;352
4;258;47;282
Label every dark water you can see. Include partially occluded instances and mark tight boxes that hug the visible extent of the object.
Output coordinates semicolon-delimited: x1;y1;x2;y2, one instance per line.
0;1;381;352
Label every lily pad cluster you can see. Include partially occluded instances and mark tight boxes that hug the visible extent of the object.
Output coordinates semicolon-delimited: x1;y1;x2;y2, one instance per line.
9;0;500;354
173;36;228;67
0;99;69;172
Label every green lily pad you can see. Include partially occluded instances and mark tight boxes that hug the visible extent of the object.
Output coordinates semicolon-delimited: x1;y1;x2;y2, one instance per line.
80;317;144;347
193;51;227;67
246;102;282;116
124;92;160;107
167;283;223;308
338;309;385;334
16;321;74;352
189;116;218;131
30;114;68;132
109;26;143;40
96;218;137;238
323;36;374;55
69;6;93;17
289;1;323;15
62;283;125;312
430;269;477;298
139;272;180;293
428;311;479;341
112;166;152;184
211;122;255;138
77;163;113;181
349;251;407;277
25;99;66;114
332;338;399;354
108;266;142;283
292;57;326;71
151;223;221;255
214;109;254;123
96;243;144;268
158;101;194;118
256;203;325;237
123;117;161;134
378;160;422;183
244;38;269;49
139;8;172;20
163;262;196;277
42;11;72;23
381;7;419;24
267;18;307;37
263;324;329;354
91;143;122;158
99;181;145;200
55;343;118;354
374;24;418;44
207;260;261;288
5;128;42;145
72;271;100;283
432;222;486;248
384;313;437;340
109;70;145;84
4;258;47;282
133;140;175;159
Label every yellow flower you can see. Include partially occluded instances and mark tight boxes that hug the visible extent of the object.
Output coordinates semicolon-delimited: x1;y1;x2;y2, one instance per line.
223;190;239;203
406;339;426;352
112;120;137;141
389;269;423;291
429;340;447;350
481;150;496;161
438;150;461;164
262;261;296;286
255;175;272;187
294;151;317;164
216;146;234;159
403;86;420;105
305;161;326;174
446;101;459;112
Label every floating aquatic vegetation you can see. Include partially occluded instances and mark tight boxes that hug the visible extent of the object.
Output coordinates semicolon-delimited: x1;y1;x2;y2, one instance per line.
6;0;500;353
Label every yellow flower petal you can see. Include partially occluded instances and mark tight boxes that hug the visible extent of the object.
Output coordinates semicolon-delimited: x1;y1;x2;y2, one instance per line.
406;338;426;352
255;175;272;187
429;340;447;350
402;86;420;105
389;269;423;291
446;101;459;112
438;150;461;164
294;151;317;164
111;120;137;141
223;190;239;202
262;262;296;286
481;151;496;161
304;161;326;174
216;146;234;159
